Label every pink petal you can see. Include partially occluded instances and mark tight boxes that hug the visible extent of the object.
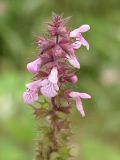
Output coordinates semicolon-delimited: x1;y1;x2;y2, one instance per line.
23;90;38;104
27;58;42;74
70;25;90;37
40;68;59;98
48;67;58;83
76;97;85;117
66;54;80;69
78;36;89;50
69;91;80;98
69;91;91;99
79;93;91;99
72;41;81;49
40;81;58;98
70;28;80;37
78;25;90;33
26;80;41;91
41;79;49;86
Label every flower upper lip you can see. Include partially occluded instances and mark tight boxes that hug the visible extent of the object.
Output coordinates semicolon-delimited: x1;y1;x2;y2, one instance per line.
70;24;90;37
40;67;59;98
70;24;90;50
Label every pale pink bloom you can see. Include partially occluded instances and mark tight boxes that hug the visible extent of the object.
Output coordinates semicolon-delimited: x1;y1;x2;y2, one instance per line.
66;53;80;69
23;80;41;104
40;67;59;98
27;58;42;74
68;91;91;117
70;25;90;50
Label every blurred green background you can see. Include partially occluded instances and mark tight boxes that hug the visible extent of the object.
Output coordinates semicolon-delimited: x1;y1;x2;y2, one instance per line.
0;0;120;159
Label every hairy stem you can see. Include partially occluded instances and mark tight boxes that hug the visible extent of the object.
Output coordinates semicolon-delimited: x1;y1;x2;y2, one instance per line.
50;97;58;151
34;98;72;160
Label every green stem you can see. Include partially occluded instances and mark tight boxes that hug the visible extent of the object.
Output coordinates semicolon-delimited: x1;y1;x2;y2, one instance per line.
34;97;72;160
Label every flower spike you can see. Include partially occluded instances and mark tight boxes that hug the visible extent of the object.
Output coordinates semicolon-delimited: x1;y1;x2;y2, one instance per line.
23;14;91;115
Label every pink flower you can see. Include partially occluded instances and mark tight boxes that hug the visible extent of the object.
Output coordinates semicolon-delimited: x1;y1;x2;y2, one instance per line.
23;80;41;104
27;55;52;74
27;58;42;74
70;25;90;50
23;90;39;104
66;91;91;117
66;53;80;69
40;67;59;98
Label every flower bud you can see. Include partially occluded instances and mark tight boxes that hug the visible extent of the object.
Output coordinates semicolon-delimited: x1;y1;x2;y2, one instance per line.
27;58;42;74
54;45;63;57
65;75;78;83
